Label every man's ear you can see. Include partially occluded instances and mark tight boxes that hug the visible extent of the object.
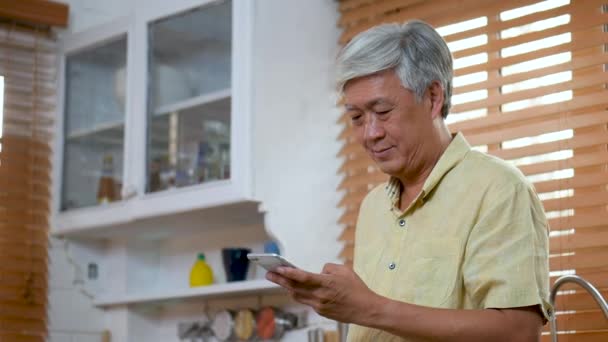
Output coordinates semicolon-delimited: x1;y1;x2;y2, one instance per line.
428;80;445;119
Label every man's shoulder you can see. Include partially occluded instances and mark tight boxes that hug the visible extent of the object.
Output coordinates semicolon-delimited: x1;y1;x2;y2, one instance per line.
461;149;531;191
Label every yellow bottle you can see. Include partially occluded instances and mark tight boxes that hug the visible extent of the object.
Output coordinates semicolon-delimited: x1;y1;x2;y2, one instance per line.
189;253;214;287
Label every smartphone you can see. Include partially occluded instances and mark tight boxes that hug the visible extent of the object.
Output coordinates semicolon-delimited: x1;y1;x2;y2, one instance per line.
247;253;298;272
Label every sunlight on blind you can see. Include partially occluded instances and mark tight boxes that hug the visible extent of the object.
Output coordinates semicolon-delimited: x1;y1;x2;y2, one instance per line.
453;71;488;87
436;17;488;36
501;71;572;93
502;52;572;76
500;0;570;21
503;129;574;149
501;14;571;39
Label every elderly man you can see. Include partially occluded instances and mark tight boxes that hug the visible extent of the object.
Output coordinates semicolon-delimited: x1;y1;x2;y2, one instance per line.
266;20;551;341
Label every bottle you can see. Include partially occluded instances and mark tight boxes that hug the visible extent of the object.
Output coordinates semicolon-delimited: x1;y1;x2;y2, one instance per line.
189;253;214;287
175;156;191;187
149;158;162;192
196;142;209;183
97;154;116;204
220;143;230;180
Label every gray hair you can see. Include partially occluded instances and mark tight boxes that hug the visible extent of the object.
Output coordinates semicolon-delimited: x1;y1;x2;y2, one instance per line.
336;20;453;118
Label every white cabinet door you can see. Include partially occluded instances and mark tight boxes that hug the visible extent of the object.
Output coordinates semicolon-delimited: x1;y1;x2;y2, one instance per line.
52;17;136;233
128;0;254;222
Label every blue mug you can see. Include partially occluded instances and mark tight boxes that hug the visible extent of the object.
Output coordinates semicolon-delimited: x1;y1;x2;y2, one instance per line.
222;247;252;282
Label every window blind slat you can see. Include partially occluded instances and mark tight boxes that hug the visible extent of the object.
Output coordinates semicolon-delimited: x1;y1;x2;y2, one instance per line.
0;243;47;260
444;0;603;43
468;111;608;146
338;0;426;27
0;304;46;321
451;11;607;60
0;318;47;334
534;171;608;194
550;247;608;270
451;92;608;133
457;52;608;94
550;230;608;254
0;273;46;290
454;30;608;77
452;72;608;114
339;0;538;44
338;0;375;12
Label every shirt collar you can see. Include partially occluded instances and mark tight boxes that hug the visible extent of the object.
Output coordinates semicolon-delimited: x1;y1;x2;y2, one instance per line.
385;132;471;205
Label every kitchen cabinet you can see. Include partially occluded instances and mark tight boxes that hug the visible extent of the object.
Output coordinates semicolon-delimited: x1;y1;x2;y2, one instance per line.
52;0;255;237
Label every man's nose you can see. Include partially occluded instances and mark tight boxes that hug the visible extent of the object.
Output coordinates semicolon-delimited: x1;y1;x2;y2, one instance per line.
364;115;385;142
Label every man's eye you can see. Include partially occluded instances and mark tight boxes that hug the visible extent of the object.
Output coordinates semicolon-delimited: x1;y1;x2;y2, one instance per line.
376;109;391;115
350;115;363;125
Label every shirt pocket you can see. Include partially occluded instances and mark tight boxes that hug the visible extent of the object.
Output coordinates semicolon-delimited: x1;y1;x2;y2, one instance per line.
394;238;462;308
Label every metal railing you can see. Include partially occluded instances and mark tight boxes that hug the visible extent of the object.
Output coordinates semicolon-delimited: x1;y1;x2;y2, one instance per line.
549;275;608;342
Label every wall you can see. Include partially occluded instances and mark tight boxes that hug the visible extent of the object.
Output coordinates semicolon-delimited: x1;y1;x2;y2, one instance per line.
58;0;136;34
252;0;343;273
49;0;342;341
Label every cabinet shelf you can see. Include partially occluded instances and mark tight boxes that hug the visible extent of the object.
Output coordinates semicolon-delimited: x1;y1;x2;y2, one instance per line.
66;120;124;140
94;279;282;307
52;197;262;240
154;88;231;116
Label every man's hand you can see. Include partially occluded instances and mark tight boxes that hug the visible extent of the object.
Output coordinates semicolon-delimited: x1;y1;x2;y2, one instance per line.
266;263;379;324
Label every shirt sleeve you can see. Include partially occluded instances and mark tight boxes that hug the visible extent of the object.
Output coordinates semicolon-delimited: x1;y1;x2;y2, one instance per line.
463;181;553;322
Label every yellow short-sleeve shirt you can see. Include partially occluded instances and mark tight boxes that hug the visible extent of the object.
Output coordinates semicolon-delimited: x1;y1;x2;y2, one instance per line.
347;133;552;342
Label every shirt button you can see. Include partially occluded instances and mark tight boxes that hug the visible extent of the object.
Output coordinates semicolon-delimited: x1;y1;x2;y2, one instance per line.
388;262;396;270
398;219;406;227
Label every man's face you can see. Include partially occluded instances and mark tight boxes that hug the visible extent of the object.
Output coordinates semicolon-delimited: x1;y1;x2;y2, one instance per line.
343;70;436;177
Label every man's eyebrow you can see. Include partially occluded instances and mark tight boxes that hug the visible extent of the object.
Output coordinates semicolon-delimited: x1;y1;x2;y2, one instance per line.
345;98;392;110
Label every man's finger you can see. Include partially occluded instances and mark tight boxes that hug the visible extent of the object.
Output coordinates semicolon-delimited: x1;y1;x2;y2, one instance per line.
292;293;321;312
266;271;296;291
276;267;325;286
321;263;343;275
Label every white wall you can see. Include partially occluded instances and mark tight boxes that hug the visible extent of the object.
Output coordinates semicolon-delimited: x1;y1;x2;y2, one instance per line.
252;0;343;272
48;237;108;342
49;0;342;341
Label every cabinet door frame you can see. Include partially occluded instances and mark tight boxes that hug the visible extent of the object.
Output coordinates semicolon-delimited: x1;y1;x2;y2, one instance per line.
52;16;135;233
129;0;254;219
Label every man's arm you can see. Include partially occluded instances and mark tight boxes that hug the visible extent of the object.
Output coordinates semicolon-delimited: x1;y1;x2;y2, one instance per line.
368;295;542;342
267;264;543;342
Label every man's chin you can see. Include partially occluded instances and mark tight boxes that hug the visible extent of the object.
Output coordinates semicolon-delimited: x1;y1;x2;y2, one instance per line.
374;161;403;176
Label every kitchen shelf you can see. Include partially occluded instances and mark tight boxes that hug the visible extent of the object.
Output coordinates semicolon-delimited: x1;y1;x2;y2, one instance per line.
66;120;124;139
94;279;282;307
154;88;231;116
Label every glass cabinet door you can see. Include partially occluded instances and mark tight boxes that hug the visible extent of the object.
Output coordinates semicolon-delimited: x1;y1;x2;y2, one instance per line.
62;36;127;211
146;0;232;194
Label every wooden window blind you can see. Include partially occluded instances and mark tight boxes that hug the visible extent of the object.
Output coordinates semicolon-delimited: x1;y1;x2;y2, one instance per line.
0;23;56;341
336;1;608;340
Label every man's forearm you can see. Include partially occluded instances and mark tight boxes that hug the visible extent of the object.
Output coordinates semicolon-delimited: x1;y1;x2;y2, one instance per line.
359;295;541;342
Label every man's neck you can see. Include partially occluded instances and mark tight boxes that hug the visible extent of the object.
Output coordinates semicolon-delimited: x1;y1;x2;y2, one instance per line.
396;126;453;211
